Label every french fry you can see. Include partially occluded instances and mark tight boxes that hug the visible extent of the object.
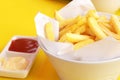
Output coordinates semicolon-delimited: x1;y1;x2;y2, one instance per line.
95;37;99;41
99;23;120;40
60;15;87;38
59;24;77;37
60;23;81;37
97;15;108;23
60;18;75;29
74;39;94;50
55;11;75;29
59;34;67;42
69;24;80;33
85;27;95;36
86;10;99;19
46;10;120;50
99;22;113;32
77;16;87;26
65;33;90;43
74;24;86;34
45;22;55;41
110;15;120;35
88;17;107;39
60;15;81;30
55;11;65;22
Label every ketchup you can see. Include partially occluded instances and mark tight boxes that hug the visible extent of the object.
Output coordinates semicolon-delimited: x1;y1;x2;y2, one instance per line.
9;38;39;53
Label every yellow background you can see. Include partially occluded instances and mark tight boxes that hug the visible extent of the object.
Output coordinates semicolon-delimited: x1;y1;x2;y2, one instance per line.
0;0;69;80
0;0;120;80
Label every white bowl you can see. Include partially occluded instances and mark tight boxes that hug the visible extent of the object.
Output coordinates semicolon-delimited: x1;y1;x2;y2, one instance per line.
91;0;120;13
0;36;39;78
36;10;120;80
36;11;120;79
42;47;120;80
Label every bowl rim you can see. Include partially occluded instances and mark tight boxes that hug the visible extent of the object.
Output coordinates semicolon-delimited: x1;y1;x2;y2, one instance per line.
41;46;120;64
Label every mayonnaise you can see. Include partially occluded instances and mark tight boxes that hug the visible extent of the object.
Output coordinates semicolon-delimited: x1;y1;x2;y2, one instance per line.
2;57;28;70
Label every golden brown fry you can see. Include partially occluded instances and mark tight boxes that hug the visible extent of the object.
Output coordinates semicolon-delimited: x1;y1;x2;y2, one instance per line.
65;33;90;43
60;22;81;38
110;15;120;35
99;23;120;40
97;15;109;23
60;18;74;29
85;27;95;36
60;15;81;30
55;11;73;29
45;22;55;41
77;16;87;26
86;10;99;19
74;24;86;34
59;34;67;42
95;37;99;41
59;24;77;37
69;24;80;33
74;39;94;50
88;17;107;39
99;22;113;32
56;10;120;50
55;11;65;22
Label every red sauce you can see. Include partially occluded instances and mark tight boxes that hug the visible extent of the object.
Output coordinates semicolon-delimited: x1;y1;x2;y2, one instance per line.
9;38;39;53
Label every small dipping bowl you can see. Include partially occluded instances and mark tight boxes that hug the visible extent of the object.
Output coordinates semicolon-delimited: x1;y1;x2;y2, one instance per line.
6;36;39;58
0;36;39;78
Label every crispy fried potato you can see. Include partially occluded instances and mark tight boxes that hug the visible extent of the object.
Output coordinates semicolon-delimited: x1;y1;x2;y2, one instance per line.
55;11;65;22
60;15;81;30
99;23;120;40
110;15;120;35
51;10;120;50
55;11;73;29
60;23;80;37
59;34;67;42
60;24;76;37
74;24;86;34
45;22;55;41
60;18;74;29
86;10;99;19
88;17;107;39
77;16;87;26
65;33;90;43
74;39;94;50
99;22;113;32
97;15;109;23
85;27;95;36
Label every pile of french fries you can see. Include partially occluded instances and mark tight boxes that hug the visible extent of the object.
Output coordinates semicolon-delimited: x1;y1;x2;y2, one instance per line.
45;10;120;50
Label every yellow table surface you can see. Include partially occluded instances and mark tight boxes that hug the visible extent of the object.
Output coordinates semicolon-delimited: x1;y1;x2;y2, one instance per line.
0;0;120;80
0;0;69;80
